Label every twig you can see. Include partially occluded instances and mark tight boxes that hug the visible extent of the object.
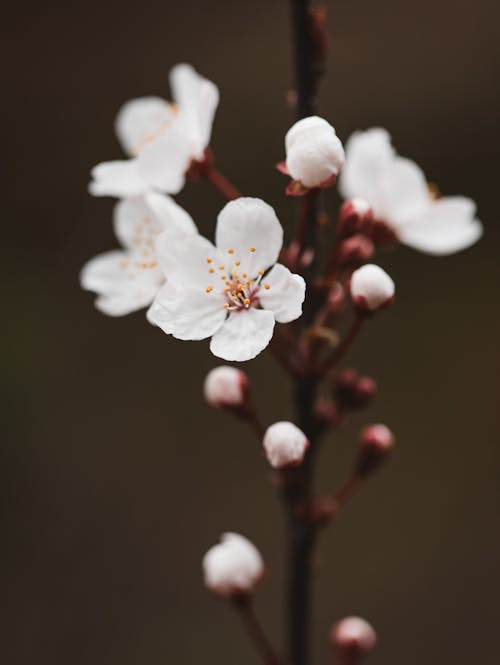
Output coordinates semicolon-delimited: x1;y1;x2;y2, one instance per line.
233;598;286;665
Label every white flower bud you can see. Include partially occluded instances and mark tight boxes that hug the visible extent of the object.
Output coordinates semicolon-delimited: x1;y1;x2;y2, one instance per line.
262;421;309;469
330;616;377;654
350;264;395;312
202;533;264;598
203;366;248;408
285;116;345;188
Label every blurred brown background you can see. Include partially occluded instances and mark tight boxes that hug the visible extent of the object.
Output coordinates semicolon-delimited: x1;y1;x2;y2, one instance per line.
2;1;499;663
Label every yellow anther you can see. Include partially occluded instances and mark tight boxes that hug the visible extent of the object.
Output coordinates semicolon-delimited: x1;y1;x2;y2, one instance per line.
205;286;213;293
224;286;231;292
219;264;225;270
224;303;230;309
209;268;215;274
227;248;234;254
258;269;264;275
243;298;250;305
235;260;241;266
206;258;212;264
242;272;248;278
250;246;256;252
264;283;271;290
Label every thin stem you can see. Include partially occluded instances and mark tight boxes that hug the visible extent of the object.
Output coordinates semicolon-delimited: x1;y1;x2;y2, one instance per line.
333;475;363;509
319;314;365;379
206;165;242;200
234;599;286;665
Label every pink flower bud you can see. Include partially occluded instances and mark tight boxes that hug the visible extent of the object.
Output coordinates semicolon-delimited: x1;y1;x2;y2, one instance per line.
285;116;345;189
338;198;374;236
350;264;395;313
338;234;375;266
203;366;248;409
262;421;309;469
355;423;395;475
335;370;376;409
330;616;377;657
202;533;264;599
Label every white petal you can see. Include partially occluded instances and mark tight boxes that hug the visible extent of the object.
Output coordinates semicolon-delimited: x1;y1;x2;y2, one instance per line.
215;198;283;277
170;63;219;158
258;264;305;323
378;157;429;224
114;96;177;156
397;197;483;255
89;160;150;198
285;116;335;152
210;309;275;362
147;281;226;340
144;192;197;234
338;128;395;210
137;130;192;194
80;250;163;316
155;228;220;288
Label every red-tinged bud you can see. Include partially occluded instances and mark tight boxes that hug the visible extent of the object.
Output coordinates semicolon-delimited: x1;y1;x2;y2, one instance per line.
337;234;375;267
338;198;374;237
203;366;249;411
355;424;395;476
350;264;395;314
334;370;376;409
314;396;341;428
330;616;377;663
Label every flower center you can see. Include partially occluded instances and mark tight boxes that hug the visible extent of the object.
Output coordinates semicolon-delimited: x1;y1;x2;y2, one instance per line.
204;247;271;311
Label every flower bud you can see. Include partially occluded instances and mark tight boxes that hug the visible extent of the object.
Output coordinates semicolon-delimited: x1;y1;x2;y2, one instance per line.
285;116;345;189
262;421;309;469
355;424;395;476
203;366;248;409
334;369;376;409
338;234;375;266
338;198;374;237
350;264;395;313
330;616;377;660
202;533;264;599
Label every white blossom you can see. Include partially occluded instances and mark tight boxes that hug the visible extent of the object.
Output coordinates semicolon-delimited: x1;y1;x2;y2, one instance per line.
80;193;196;316
285;116;345;188
262;421;309;468
89;63;219;197
203;366;248;408
339;128;482;255
148;197;306;362
202;533;264;598
350;264;395;312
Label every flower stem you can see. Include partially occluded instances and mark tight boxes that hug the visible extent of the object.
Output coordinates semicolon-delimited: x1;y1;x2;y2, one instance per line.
206;166;242;200
233;598;286;665
319;314;365;379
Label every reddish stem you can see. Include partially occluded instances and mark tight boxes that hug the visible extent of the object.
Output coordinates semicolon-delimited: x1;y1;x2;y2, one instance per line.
206;166;242;200
234;599;286;665
319;314;365;379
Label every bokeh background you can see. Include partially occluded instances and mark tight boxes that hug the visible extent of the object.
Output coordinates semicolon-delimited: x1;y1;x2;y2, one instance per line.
3;1;500;663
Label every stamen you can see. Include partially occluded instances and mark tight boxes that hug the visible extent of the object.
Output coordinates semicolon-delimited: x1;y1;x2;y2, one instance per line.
243;298;250;305
219;264;225;270
250;246;256;252
235;260;241;266
227;248;234;254
205;286;213;293
209;268;215;274
264;283;270;290
258;269;264;275
206;258;212;264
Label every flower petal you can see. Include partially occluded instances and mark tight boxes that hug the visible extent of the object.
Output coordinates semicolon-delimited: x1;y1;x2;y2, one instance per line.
89;160;150;198
114;96;177;156
137;129;192;194
397;196;483;255
258;263;306;323
169;63;219;158
378;157;429;225
209;309;275;362
215;198;283;277
147;281;226;340
80;250;163;316
155;228;221;289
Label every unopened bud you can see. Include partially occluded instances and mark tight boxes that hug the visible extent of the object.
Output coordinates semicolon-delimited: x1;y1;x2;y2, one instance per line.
314;397;340;428
338;198;374;237
350;264;395;313
355;424;395;476
262;421;309;469
330;616;377;661
202;533;265;599
335;370;376;409
338;234;375;266
203;366;248;409
285;116;345;189
326;282;345;315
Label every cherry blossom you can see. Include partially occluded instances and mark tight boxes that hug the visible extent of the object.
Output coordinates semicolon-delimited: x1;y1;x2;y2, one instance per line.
89;63;219;197
339;128;482;255
148;197;306;362
80;193;196;316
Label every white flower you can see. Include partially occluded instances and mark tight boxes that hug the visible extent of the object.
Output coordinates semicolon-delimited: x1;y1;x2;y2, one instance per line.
203;366;248;408
339;128;482;255
148;197;306;362
262;421;309;468
350;264;395;312
285;116;345;188
80;193;196;316
89;63;219;197
202;533;264;598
